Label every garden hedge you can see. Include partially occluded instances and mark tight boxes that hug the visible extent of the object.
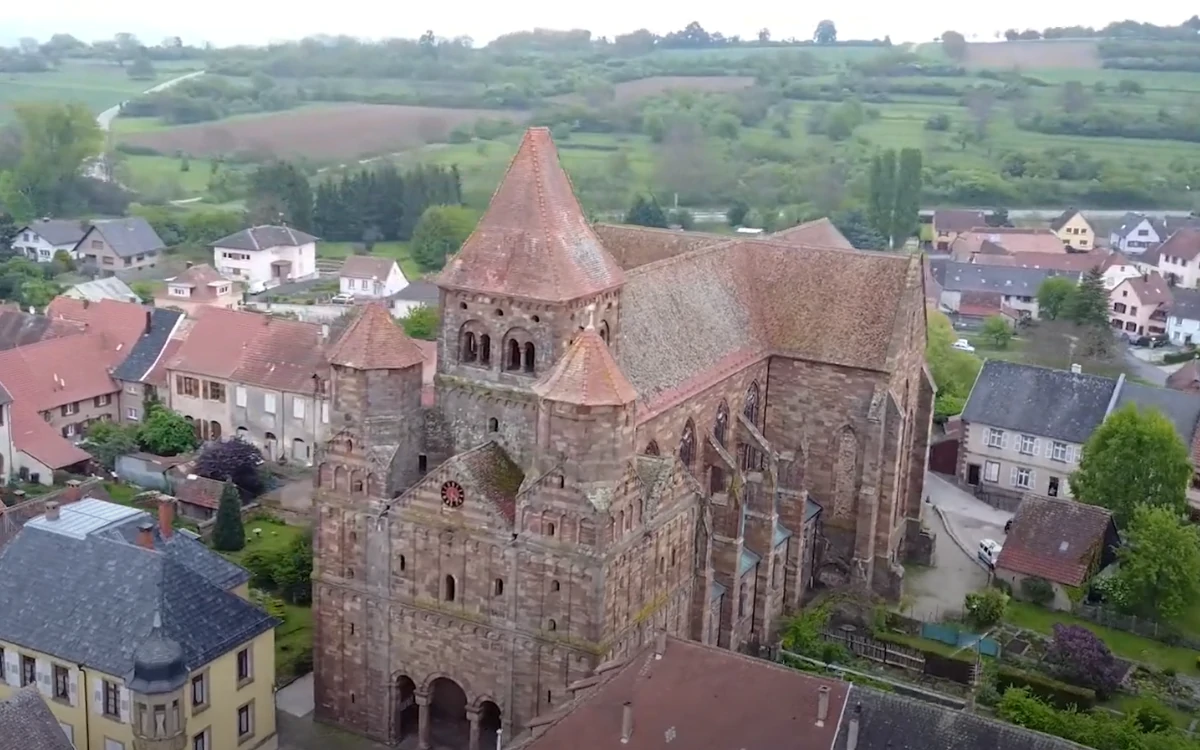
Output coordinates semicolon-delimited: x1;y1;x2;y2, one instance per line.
996;665;1097;710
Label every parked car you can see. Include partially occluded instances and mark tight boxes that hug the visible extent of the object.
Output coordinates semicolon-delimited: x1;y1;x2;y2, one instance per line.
331;293;355;304
978;539;1002;570
952;339;975;352
1132;334;1169;348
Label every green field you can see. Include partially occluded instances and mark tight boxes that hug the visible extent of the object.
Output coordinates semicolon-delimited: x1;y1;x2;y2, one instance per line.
0;59;200;122
317;241;420;278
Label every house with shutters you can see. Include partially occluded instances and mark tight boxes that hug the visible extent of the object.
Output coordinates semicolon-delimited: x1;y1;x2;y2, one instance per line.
0;494;279;750
11;218;90;264
1109;212;1161;255
1049;208;1096;250
337;256;407;299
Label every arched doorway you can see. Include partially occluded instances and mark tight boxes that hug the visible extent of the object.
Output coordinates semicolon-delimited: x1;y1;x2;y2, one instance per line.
480;700;502;746
393;675;418;741
429;677;469;748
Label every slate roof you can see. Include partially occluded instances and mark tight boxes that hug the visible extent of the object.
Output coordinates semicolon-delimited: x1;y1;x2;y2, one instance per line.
1112;212;1151;241
0;307;82;351
1049;208;1084;232
929;260;1065;296
436;127;626;302
86;217;166;258
18;218;89;247
1118;273;1173;308
388;280;440;304
340;255;399;280
511;636;850;750
934;209;986;234
0;500;271;680
112;308;184;383
996;496;1115;586
534;326;637;406
961;360;1117;444
834;687;1086;750
65;276;139;303
0;688;76;750
1170;288;1200;322
212;225;318;251
1113;381;1200;445
1157;227;1200;263
326;303;425;370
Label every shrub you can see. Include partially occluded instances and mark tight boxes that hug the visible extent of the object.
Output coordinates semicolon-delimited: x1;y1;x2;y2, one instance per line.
925;113;952;131
1163;351;1197;365
995;665;1097;709
1045;624;1123;699
242;549;278;589
964;588;1008;628
1130;700;1174;734
1020;576;1056;606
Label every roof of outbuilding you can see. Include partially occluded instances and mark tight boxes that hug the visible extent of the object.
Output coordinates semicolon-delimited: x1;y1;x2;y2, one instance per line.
996;496;1115;586
212;225;318;251
65;276;139;303
436;127;625;303
326;303;425;370
86;217;166;258
0;501;272;681
961;360;1117;444
0;688;77;750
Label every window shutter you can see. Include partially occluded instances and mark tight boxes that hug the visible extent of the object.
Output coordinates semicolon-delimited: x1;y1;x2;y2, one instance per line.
68;669;78;707
1010;466;1018;486
4;651;18;687
35;658;49;696
118;685;131;723
294;398;305;419
1033;438;1041;456
91;677;103;715
322;403;329;424
1030;470;1037;489
236;386;246;407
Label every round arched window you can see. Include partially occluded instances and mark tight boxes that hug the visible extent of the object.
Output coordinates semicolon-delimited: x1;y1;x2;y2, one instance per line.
441;481;465;509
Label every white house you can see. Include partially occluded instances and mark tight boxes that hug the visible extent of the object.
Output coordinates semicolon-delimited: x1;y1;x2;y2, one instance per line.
1100;254;1141;291
11;219;88;264
1156;227;1200;289
211;225;318;291
1109;213;1161;255
387;280;441;318
338;256;407;298
1168;288;1200;346
0;383;13;483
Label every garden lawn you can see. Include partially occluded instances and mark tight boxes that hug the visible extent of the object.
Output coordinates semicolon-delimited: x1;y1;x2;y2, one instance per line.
275;603;314;685
1006;602;1200;674
218;516;306;566
316;241;421;278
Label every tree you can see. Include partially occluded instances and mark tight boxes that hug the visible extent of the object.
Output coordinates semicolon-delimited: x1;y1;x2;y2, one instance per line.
399;305;439;340
1;103;102;219
867;150;896;243
1004;29;1020;41
1067;267;1109;328
211;482;246;552
891;148;923;247
831;209;887;250
964;587;1008;628
410;205;477;271
195;438;266;497
0;212;16;253
964;88;997;141
84;421;139;471
130;281;156;304
942;31;968;61
727;200;750;227
927;311;982;419
247;161;313;232
1070;404;1192;527
981;316;1013;348
273;530;314;604
624;194;668;228
52;249;74;271
1116;79;1145;96
18;277;58;308
1044;624;1123;698
138;403;198;456
127;56;155;80
814;20;838;44
758;28;771;43
1109;504;1200;621
986;208;1012;228
1037;277;1077;321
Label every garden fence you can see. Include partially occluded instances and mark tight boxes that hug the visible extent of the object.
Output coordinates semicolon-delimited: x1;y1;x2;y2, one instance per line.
1073;603;1200;651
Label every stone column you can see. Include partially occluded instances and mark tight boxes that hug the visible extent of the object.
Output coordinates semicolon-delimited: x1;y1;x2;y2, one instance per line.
467;707;481;750
416;691;431;750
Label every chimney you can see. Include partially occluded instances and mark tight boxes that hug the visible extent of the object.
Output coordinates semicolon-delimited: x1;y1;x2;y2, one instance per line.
1071;363;1082;374
320;323;330;342
44;501;60;521
62;479;83;503
158;498;175;539
144;309;153;335
82;298;89;309
654;631;666;659
817;685;830;726
846;702;861;750
137;521;155;550
620;702;633;744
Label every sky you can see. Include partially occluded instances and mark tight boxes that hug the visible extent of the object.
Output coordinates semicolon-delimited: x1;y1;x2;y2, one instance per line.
6;2;1197;48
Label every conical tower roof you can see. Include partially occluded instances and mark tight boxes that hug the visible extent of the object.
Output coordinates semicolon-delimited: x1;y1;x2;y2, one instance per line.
436;127;624;302
326;302;425;370
534;308;637;407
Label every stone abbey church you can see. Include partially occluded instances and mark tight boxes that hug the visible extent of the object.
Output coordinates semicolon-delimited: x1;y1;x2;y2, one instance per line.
312;127;934;748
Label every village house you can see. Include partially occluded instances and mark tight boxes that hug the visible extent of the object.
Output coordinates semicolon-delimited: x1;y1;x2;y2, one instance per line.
62;277;139;304
110;309;187;424
1049;208;1095;250
154;263;240;317
11;218;89;264
950;227;1068;261
0;688;76;749
969;249;1113;276
76;218;165;277
386;279;440;318
927;259;1073;322
1167;288;1200;346
996;495;1118;611
337;256;407;299
165;306;333;460
0;384;12;489
1155;227;1200;288
1109;272;1172;337
212;226;318;291
1109;212;1161;255
0;495;280;750
1098;252;1142;290
0;306;82;352
931;209;985;252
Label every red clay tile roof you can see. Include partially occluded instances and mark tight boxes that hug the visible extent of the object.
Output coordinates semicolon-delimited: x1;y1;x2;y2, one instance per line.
934;209;987;234
1118;272;1173;308
512;636;849;750
0;334;124;411
534;326;637;406
173;474;225;510
44;297;149;353
592;224;730;270
770;217;855;249
339;256;399;280
7;403;92;469
436;127;625;302
0;308;83;351
1158;227;1200;263
996;496;1114;586
952;229;1066;258
156;264;234;302
1168;360;1200;392
326;303;425;370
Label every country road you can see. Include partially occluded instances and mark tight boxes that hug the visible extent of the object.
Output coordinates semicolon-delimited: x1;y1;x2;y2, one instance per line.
90;69;206;182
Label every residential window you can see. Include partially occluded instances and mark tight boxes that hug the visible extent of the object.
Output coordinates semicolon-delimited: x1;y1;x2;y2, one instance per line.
176;376;199;397
1019;435;1036;456
236;647;252;684
203;381;225;402
102;257;114;266
293;399;305;420
127;407;139;421
237;702;254;741
360;279;369;291
103;680;120;718
986;427;1004;448
62;402;79;416
1113;303;1127;314
169;286;189;297
21;655;34;686
1052;441;1068;462
1130;306;1138;315
91;240;103;249
125;384;139;395
53;664;69;701
263;394;276;414
1014;467;1033;490
0;647;4;680
193;729;209;750
190;673;207;710
94;394;111;407
235;386;247;407
62;423;78;438
984;460;1000;483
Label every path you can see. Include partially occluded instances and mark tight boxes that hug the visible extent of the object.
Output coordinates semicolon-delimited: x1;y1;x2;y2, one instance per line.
1121;341;1169;386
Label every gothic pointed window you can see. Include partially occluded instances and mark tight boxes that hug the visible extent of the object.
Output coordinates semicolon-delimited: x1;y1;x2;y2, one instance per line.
834;428;858;520
714;401;729;447
744;382;760;425
679;419;696;469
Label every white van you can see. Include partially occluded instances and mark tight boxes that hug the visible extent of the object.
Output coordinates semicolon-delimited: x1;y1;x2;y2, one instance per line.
978;539;1002;569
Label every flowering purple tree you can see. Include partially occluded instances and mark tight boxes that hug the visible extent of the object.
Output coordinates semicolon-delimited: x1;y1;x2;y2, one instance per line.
1045;624;1123;698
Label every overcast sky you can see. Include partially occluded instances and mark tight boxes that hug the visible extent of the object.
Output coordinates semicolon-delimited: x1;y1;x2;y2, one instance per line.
6;2;1197;48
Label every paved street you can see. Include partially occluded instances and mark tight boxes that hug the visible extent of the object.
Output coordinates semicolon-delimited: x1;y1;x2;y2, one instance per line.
1122;344;1168;386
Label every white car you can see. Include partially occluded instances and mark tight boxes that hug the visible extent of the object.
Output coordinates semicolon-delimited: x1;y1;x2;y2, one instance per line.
978;539;1002;570
331;293;355;304
952;339;976;352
